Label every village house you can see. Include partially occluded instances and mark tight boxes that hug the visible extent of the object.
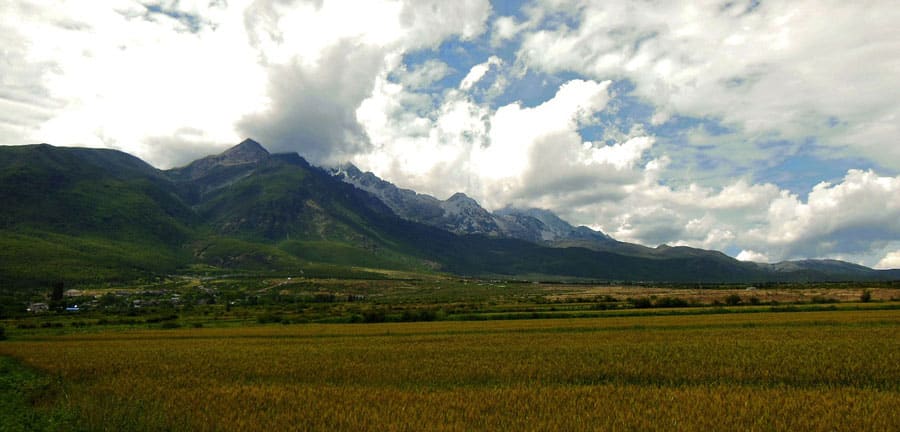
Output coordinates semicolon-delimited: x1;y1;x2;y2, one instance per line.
27;302;49;313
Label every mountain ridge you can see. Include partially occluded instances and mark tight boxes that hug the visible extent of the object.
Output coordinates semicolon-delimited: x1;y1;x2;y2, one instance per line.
2;140;898;287
334;163;616;245
332;160;900;278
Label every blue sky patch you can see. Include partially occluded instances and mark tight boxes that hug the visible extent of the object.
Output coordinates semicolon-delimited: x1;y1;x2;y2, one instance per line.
754;148;890;198
145;4;202;32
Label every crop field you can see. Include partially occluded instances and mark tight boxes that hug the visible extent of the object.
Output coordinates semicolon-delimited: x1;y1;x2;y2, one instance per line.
2;308;899;431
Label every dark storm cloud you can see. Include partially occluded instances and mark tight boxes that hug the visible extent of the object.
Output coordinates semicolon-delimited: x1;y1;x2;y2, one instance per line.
237;39;386;163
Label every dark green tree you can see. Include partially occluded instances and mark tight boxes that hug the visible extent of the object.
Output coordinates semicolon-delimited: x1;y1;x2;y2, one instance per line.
50;282;65;302
860;290;872;303
50;282;66;310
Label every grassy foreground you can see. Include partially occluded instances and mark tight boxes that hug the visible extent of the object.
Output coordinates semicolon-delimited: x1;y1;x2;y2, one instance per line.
2;309;899;431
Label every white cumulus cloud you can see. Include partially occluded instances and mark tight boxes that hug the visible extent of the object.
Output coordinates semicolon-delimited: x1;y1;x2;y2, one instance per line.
0;0;267;166
737;250;769;263
0;0;493;167
875;251;900;270
394;59;452;90
751;170;900;257
517;0;900;170
459;56;503;91
356;75;642;209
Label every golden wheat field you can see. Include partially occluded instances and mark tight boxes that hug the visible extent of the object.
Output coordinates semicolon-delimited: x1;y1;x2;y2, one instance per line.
3;309;900;431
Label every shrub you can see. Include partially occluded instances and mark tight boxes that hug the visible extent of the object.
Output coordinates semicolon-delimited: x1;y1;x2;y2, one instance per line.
145;317;162;323
313;293;337;303
257;313;284;324
725;294;742;306
654;297;688;308
0;326;6;341
400;309;437;322
810;296;838;304
629;297;653;309
860;290;872;303
362;310;386;323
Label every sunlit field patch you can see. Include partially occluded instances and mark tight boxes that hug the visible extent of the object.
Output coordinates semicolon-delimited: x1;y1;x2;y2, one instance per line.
2;309;899;431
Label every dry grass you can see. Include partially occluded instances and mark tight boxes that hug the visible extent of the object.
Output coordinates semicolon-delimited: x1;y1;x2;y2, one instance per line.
2;309;899;431
545;285;899;303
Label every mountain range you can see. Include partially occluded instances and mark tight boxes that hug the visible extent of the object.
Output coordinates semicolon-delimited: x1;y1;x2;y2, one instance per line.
1;139;898;288
335;163;615;247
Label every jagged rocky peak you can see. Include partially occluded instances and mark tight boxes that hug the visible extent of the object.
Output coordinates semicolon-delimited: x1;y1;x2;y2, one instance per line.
496;206;614;243
332;161;355;175
219;138;270;164
498;207;568;229
336;162;362;176
333;166;616;243
336;163;386;187
167;138;271;183
442;193;489;215
446;192;478;205
437;192;501;235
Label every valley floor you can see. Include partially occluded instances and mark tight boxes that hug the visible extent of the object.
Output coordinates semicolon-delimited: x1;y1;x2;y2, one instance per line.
2;308;899;431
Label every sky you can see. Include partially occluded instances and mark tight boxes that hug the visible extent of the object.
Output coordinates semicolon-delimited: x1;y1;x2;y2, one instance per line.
2;0;900;268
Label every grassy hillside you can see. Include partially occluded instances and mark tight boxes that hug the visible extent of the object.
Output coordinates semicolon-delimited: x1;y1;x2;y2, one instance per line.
0;145;196;288
0;230;188;289
0;145;434;287
0;145;193;244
